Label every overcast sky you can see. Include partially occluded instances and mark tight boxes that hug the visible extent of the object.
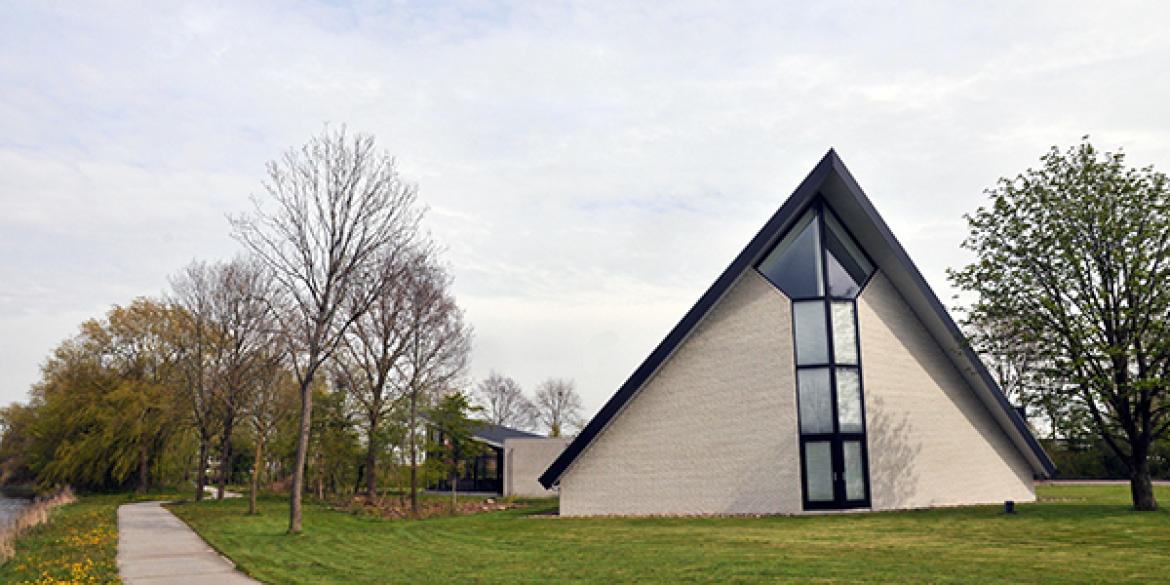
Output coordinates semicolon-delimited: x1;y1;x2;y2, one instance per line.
2;2;1169;415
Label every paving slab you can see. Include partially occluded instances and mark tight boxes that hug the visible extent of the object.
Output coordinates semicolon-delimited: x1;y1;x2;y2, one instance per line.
117;501;260;584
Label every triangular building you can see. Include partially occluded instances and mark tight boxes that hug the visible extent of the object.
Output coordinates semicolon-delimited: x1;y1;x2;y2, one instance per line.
540;151;1053;515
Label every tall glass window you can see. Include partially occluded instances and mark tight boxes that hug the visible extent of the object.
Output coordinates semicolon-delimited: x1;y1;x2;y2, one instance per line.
755;201;875;510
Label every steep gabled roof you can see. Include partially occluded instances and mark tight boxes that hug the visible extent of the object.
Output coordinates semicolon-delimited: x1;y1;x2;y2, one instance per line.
539;150;1055;489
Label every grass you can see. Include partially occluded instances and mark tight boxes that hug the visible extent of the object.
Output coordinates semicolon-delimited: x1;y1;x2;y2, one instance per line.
0;490;181;585
0;494;120;584
167;485;1170;584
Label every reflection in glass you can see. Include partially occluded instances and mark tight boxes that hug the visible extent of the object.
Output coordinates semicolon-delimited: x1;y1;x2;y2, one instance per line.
824;210;874;298
836;369;863;433
805;442;834;502
826;251;862;298
757;209;823;298
798;368;833;434
843;441;865;501
831;301;858;365
793;301;829;365
753;202;875;507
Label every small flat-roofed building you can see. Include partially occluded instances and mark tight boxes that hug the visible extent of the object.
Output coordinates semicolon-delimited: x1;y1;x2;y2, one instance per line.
432;422;567;497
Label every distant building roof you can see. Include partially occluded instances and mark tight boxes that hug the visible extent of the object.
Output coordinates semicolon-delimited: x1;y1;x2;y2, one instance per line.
470;422;542;447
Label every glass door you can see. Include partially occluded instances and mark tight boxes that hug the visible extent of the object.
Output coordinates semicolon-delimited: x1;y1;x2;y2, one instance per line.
794;299;870;509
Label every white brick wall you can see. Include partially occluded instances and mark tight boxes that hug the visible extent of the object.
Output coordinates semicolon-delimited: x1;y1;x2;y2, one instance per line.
503;437;570;497
559;271;802;515
557;268;1034;516
858;271;1035;509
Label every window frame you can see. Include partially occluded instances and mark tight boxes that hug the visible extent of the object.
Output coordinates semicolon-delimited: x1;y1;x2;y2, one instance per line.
757;198;876;511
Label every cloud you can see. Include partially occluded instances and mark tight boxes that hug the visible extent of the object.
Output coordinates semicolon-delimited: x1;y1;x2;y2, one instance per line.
2;1;1170;412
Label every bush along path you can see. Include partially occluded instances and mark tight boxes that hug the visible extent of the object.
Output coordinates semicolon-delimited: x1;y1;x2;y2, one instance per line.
116;501;258;584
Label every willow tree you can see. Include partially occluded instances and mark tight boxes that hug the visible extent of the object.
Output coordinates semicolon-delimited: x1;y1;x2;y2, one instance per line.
24;299;184;492
232;127;422;533
950;139;1170;510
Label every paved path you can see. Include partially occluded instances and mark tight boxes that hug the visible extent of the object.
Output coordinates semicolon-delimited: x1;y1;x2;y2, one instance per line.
117;501;260;584
202;485;243;498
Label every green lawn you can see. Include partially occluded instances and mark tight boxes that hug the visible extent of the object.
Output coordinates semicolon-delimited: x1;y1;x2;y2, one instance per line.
168;485;1170;584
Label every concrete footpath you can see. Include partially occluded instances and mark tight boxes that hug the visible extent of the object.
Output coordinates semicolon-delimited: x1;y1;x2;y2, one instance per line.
117;501;260;584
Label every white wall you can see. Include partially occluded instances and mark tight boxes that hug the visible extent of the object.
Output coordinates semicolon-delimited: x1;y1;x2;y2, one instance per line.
556;268;1036;516
558;271;802;515
503;437;570;497
858;271;1035;509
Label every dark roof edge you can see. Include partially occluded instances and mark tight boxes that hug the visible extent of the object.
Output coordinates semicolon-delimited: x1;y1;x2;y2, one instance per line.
825;154;1056;476
538;151;836;489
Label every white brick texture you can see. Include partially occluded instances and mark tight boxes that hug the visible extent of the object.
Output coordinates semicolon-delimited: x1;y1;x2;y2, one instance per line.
858;272;1035;509
559;271;802;516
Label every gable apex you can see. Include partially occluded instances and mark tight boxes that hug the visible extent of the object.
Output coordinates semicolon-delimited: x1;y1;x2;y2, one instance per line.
539;151;1054;489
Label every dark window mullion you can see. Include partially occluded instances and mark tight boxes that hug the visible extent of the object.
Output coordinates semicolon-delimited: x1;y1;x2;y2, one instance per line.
848;287;872;505
815;202;848;504
790;197;872;510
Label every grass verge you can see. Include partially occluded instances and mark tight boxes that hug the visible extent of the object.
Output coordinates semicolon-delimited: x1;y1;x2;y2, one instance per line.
0;491;181;585
168;484;1170;584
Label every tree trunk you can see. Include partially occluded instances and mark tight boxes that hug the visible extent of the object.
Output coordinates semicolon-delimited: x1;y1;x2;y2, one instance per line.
450;468;457;512
218;410;235;501
288;376;314;534
136;443;149;494
316;451;325;500
365;414;379;499
409;392;418;516
1130;453;1159;511
195;437;209;502
249;433;263;515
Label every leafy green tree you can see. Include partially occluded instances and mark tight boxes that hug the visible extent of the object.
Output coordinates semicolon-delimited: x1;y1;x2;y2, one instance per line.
950;139;1170;510
427;392;484;511
307;382;362;499
9;299;188;492
0;403;37;485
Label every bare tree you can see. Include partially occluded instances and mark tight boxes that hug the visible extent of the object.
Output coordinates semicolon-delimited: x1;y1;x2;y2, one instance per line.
231;127;422;533
169;261;221;502
534;378;584;437
331;248;418;498
396;255;472;516
207;257;278;501
474;372;535;430
170;258;277;502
